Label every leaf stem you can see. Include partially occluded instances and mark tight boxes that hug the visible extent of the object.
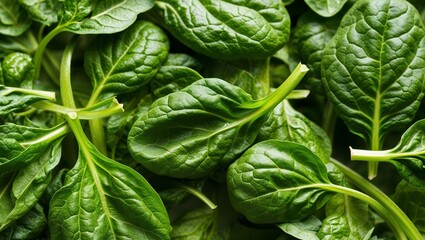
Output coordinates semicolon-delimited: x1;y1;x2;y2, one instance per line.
33;26;65;80
331;158;422;240
60;36;78;108
176;184;217;210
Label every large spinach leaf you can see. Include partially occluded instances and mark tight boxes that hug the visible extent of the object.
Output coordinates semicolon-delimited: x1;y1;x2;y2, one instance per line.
322;0;425;178
155;0;290;59
49;125;171;239
128;64;308;179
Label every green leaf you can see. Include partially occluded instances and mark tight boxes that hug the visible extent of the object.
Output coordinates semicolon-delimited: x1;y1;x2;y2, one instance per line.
0;31;38;58
48;136;172;239
322;0;425;146
289;11;339;95
128;64;308;179
0;203;47;240
150;54;203;98
392;180;425;233
317;194;374;239
0;0;32;36
84;20;169;104
257;100;332;163
157;0;290;59
277;215;321;240
60;0;155;34
0;140;61;231
0;123;67;172
304;0;348;17
226;140;334;223
2;52;34;88
18;0;62;25
170;207;217;239
0;86;56;115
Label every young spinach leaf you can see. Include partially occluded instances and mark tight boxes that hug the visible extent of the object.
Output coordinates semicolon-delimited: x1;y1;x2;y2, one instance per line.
227;140;334;223
2;52;34;88
317;194;374;239
155;0;290;59
0;86;55;115
18;0;62;26
84;20;169;105
59;0;155;34
128;64;308;179
322;0;425;178
277;215;321;240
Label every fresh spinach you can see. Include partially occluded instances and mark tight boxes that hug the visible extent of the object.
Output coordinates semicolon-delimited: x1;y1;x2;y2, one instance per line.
1;0;425;239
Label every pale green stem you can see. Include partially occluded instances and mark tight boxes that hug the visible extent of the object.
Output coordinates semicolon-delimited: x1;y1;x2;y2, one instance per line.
331;159;422;240
176;184;217;210
60;37;77;108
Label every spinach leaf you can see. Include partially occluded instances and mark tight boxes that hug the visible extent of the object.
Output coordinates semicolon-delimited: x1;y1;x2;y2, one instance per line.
317;194;374;239
2;52;34;88
392;180;425;233
84;20;169;104
290;11;339;95
170;207;222;239
257;100;332;162
156;0;290;59
59;0;155;34
0;31;37;58
18;0;62;26
0;0;32;36
128;64;308;179
277;215;321;240
304;0;348;17
227;140;334;223
0;203;47;240
49;129;172;239
322;0;425;178
0;141;61;231
0;123;68;172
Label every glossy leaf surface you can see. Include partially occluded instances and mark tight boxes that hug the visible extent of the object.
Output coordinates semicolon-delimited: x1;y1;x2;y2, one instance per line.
227;140;333;223
305;0;347;17
18;0;62;25
60;0;155;34
0;86;55;115
128;64;308;179
0;141;61;231
157;0;290;59
49;137;171;239
257;100;332;162
322;0;425;145
85;20;169;102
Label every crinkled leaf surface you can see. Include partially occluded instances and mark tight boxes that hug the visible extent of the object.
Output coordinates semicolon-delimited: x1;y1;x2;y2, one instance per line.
227;140;334;223
48;138;171;239
393;180;425;233
322;0;425;145
60;0;155;34
0;141;61;231
257;100;332;162
290;12;339;94
0;0;32;36
305;0;347;17
84;20;169;102
0;123;66;172
18;0;62;26
2;52;34;88
129;78;266;179
128;64;308;179
157;0;290;59
317;194;374;239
